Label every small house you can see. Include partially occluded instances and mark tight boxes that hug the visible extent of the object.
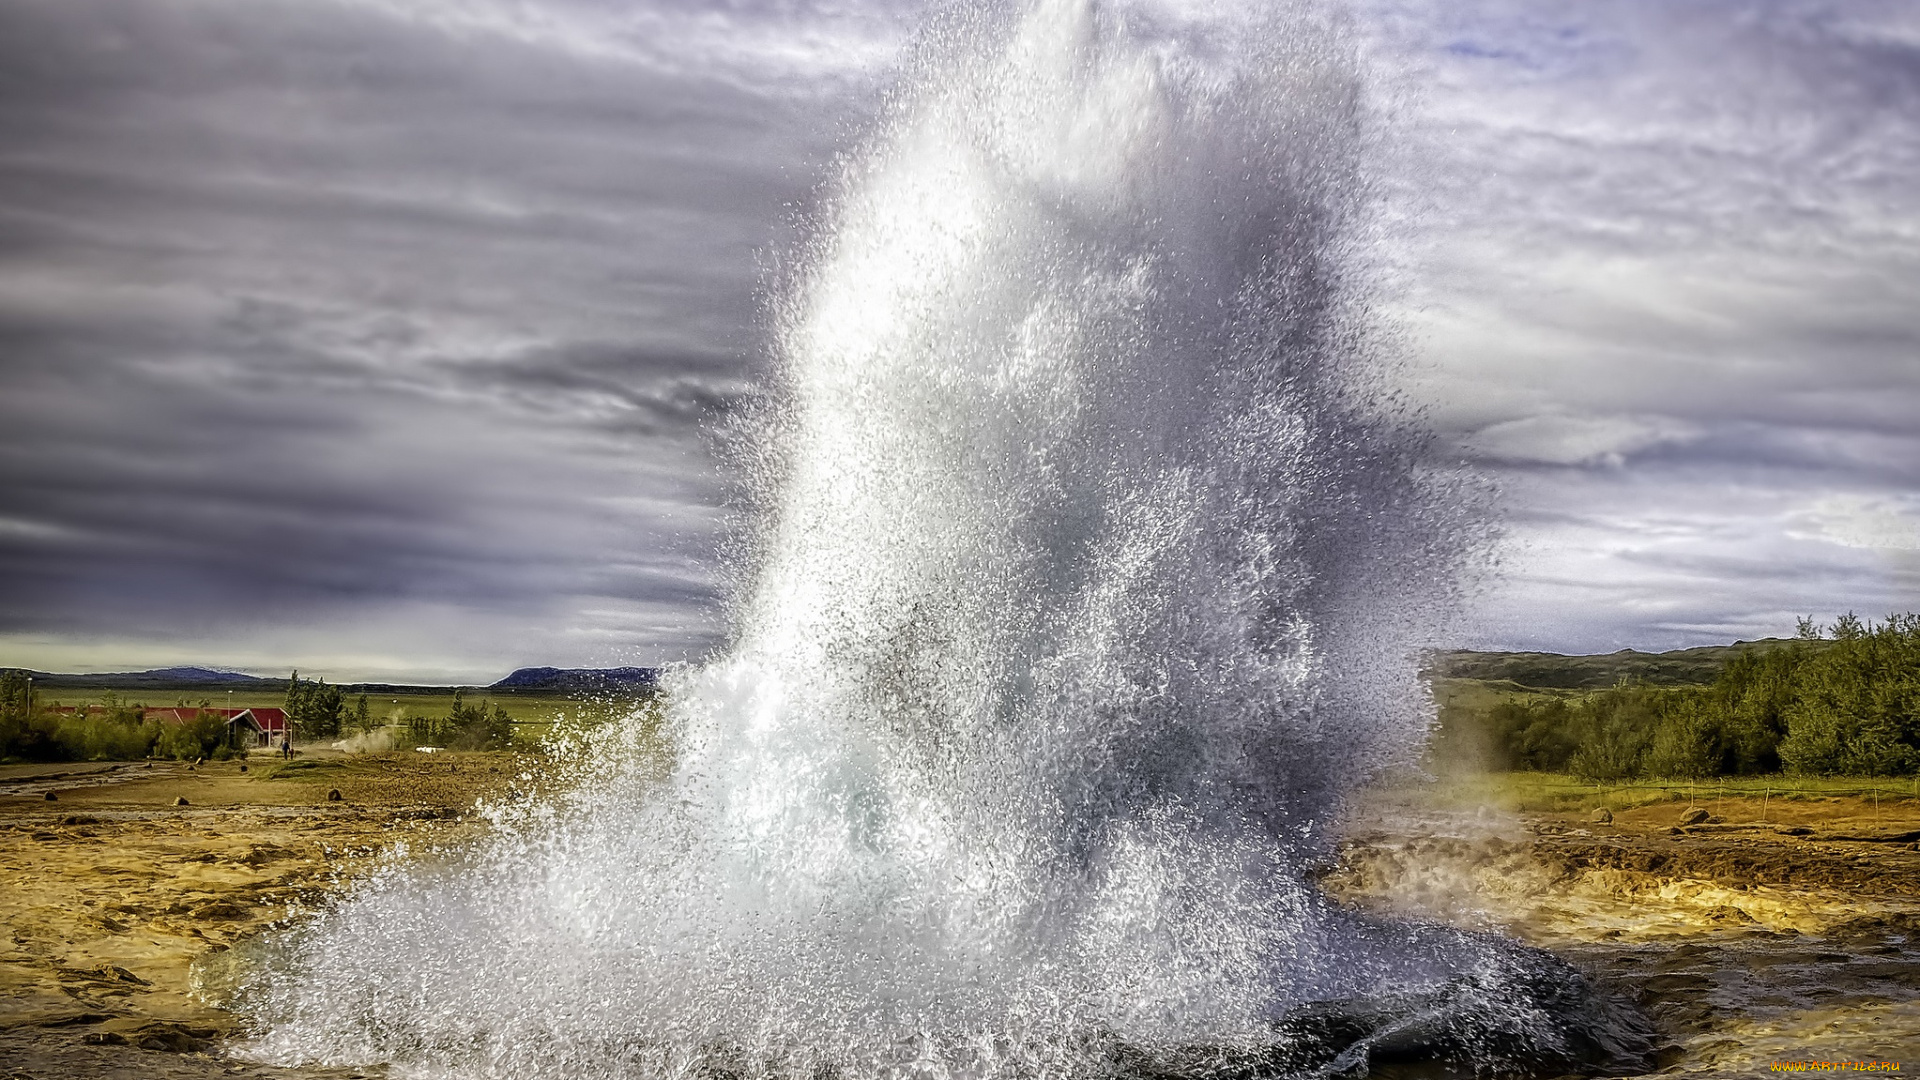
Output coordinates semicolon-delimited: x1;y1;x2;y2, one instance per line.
141;707;291;748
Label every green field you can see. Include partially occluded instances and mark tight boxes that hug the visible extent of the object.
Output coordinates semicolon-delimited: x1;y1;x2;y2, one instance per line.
16;684;651;753
1413;769;1920;816
32;686;580;719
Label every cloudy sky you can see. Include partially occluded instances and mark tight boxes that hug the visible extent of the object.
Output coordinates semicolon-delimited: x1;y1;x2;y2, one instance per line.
0;0;1914;682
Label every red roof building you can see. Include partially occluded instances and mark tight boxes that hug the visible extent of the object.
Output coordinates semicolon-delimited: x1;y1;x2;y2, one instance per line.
140;706;290;746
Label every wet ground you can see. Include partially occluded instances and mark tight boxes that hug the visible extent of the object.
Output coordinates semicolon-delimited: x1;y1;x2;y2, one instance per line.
1329;790;1920;1074
0;751;526;1079
2;760;1915;1078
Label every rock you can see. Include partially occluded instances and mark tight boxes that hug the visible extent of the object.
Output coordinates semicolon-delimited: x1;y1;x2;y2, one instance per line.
84;1030;129;1045
1678;807;1710;827
238;764;247;772
1590;808;1613;824
42;791;56;801
129;1021;210;1053
326;788;343;802
173;796;190;807
239;843;293;866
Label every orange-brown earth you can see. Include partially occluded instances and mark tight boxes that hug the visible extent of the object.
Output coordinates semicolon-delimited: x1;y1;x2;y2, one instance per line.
0;751;529;1079
3;760;1917;1078
1330;789;1920;1074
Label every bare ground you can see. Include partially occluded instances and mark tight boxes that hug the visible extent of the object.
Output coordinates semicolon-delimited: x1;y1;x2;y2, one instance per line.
1330;788;1920;1074
0;751;527;1079
3;760;1917;1078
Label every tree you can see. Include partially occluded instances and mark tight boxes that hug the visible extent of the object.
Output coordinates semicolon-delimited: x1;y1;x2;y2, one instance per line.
284;671;345;740
409;691;515;750
1566;683;1660;781
1778;613;1920;776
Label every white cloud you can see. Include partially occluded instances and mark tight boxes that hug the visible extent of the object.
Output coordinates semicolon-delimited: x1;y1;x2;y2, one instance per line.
3;0;1917;670
1361;0;1920;648
1465;413;1698;468
1788;494;1920;551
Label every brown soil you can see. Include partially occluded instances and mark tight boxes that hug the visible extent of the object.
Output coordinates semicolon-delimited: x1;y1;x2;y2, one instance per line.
1331;790;1920;1073
5;762;1917;1078
0;750;530;1079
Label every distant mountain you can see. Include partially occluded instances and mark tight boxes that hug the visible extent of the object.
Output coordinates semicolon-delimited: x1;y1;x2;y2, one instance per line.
11;666;282;689
8;663;666;695
489;666;660;695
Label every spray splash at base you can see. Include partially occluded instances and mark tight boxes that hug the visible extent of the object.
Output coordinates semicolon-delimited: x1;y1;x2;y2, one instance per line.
230;2;1650;1076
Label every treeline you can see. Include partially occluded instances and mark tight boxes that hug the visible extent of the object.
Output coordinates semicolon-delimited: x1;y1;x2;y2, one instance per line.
283;671;369;739
1477;613;1920;780
1;668;524;763
284;672;515;750
405;691;514;751
283;674;513;749
0;675;244;763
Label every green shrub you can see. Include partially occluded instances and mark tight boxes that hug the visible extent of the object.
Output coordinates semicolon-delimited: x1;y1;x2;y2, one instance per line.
55;715;160;761
1441;614;1920;780
1642;693;1719;780
1777;613;1920;776
1485;698;1578;771
154;711;239;761
408;692;515;751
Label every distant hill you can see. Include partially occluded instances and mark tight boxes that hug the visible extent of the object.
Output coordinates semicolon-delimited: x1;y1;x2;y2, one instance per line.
10;666;282;690
1431;638;1822;690
6;663;665;696
489;667;659;695
14;642;1796;699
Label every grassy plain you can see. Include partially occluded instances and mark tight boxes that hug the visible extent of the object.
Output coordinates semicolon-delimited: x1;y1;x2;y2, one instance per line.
24;684;629;749
1420;768;1920;816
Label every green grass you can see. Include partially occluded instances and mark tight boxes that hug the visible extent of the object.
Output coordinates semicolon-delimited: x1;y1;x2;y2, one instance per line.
1416;770;1920;814
27;687;646;750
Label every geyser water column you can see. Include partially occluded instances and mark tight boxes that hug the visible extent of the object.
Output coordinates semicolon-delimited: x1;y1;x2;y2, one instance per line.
229;1;1645;1076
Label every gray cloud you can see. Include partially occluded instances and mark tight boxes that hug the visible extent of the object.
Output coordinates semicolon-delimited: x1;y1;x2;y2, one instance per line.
1;0;1913;676
1361;0;1920;649
0;0;914;680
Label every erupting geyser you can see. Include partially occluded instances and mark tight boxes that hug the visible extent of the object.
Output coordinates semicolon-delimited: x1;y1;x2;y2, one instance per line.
228;1;1648;1075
